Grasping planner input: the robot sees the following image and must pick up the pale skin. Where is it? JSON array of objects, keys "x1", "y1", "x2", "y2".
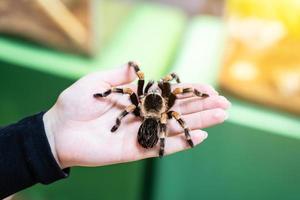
[{"x1": 43, "y1": 64, "x2": 231, "y2": 169}]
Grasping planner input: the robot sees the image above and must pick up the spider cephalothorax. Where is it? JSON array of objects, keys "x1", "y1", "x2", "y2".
[{"x1": 94, "y1": 61, "x2": 209, "y2": 157}]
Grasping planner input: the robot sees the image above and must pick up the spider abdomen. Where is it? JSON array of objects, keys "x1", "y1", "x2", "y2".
[{"x1": 138, "y1": 118, "x2": 159, "y2": 148}]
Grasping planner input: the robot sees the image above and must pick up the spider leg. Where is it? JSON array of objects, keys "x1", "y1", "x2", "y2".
[
  {"x1": 94, "y1": 87, "x2": 139, "y2": 105},
  {"x1": 162, "y1": 72, "x2": 181, "y2": 83},
  {"x1": 167, "y1": 111, "x2": 194, "y2": 148},
  {"x1": 168, "y1": 87, "x2": 209, "y2": 108},
  {"x1": 111, "y1": 104, "x2": 137, "y2": 132},
  {"x1": 159, "y1": 113, "x2": 168, "y2": 157},
  {"x1": 128, "y1": 61, "x2": 144, "y2": 97},
  {"x1": 158, "y1": 72, "x2": 180, "y2": 98},
  {"x1": 94, "y1": 87, "x2": 140, "y2": 116}
]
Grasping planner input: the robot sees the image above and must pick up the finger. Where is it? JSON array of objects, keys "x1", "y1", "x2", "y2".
[
  {"x1": 173, "y1": 95, "x2": 231, "y2": 115},
  {"x1": 167, "y1": 108, "x2": 228, "y2": 136},
  {"x1": 171, "y1": 83, "x2": 218, "y2": 98},
  {"x1": 164, "y1": 130, "x2": 208, "y2": 156},
  {"x1": 143, "y1": 130, "x2": 208, "y2": 158},
  {"x1": 97, "y1": 63, "x2": 137, "y2": 86}
]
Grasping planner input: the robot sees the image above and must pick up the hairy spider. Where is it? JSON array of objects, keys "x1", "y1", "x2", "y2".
[{"x1": 94, "y1": 61, "x2": 209, "y2": 157}]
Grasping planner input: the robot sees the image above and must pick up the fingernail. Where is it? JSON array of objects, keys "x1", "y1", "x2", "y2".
[
  {"x1": 214, "y1": 110, "x2": 229, "y2": 121},
  {"x1": 227, "y1": 100, "x2": 232, "y2": 108},
  {"x1": 224, "y1": 98, "x2": 232, "y2": 108},
  {"x1": 203, "y1": 131, "x2": 208, "y2": 139},
  {"x1": 219, "y1": 96, "x2": 231, "y2": 108},
  {"x1": 224, "y1": 112, "x2": 229, "y2": 120}
]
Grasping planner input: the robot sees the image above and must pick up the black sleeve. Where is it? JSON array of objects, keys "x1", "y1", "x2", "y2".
[{"x1": 0, "y1": 112, "x2": 70, "y2": 199}]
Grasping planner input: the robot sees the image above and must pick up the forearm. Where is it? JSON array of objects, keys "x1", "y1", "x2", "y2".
[{"x1": 0, "y1": 112, "x2": 69, "y2": 199}]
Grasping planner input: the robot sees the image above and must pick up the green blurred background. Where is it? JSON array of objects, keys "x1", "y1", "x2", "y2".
[{"x1": 0, "y1": 0, "x2": 300, "y2": 199}]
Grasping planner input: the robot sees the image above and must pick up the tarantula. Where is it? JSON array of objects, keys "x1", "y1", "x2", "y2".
[{"x1": 94, "y1": 62, "x2": 209, "y2": 157}]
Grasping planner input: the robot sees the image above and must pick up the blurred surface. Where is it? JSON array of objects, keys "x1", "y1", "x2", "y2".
[
  {"x1": 153, "y1": 123, "x2": 300, "y2": 200},
  {"x1": 150, "y1": 0, "x2": 224, "y2": 16},
  {"x1": 0, "y1": 0, "x2": 101, "y2": 54}
]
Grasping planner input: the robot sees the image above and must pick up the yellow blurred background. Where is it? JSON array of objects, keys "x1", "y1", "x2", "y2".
[{"x1": 222, "y1": 0, "x2": 300, "y2": 114}]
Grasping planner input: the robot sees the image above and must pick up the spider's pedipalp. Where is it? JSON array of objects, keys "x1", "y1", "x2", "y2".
[
  {"x1": 158, "y1": 81, "x2": 171, "y2": 98},
  {"x1": 144, "y1": 80, "x2": 155, "y2": 94}
]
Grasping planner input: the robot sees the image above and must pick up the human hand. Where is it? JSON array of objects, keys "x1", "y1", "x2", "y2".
[{"x1": 43, "y1": 63, "x2": 231, "y2": 169}]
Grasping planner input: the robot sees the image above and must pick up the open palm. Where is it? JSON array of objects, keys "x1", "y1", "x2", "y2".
[{"x1": 44, "y1": 64, "x2": 230, "y2": 168}]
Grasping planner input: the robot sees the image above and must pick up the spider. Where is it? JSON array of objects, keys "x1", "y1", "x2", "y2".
[{"x1": 93, "y1": 61, "x2": 209, "y2": 157}]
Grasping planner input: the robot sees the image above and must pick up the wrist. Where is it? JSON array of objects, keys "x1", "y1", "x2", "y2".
[{"x1": 43, "y1": 108, "x2": 64, "y2": 169}]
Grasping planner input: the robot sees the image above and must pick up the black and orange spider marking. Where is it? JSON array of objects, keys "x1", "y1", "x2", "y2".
[{"x1": 94, "y1": 61, "x2": 209, "y2": 157}]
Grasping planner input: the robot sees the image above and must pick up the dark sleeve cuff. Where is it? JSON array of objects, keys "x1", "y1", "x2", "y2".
[
  {"x1": 0, "y1": 112, "x2": 70, "y2": 198},
  {"x1": 21, "y1": 112, "x2": 70, "y2": 184}
]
